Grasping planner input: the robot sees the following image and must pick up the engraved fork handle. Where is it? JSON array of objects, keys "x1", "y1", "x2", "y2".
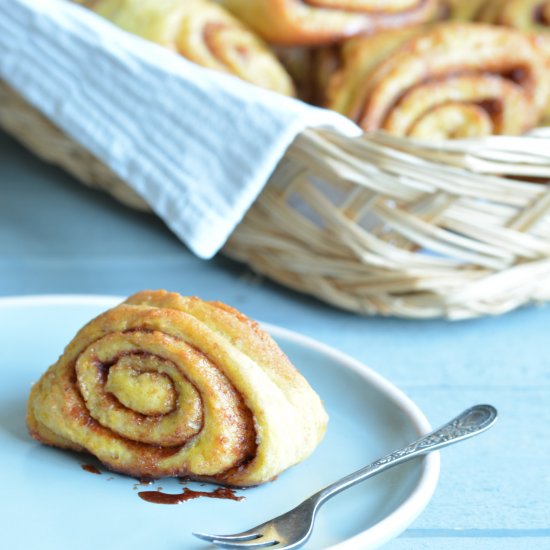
[{"x1": 314, "y1": 404, "x2": 497, "y2": 506}]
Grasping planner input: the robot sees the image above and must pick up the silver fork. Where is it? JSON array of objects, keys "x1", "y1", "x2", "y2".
[{"x1": 193, "y1": 404, "x2": 497, "y2": 549}]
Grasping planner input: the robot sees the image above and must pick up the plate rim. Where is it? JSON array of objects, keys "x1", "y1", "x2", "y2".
[{"x1": 1, "y1": 294, "x2": 439, "y2": 549}]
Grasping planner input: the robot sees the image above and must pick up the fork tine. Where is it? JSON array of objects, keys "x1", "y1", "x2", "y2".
[
  {"x1": 193, "y1": 532, "x2": 262, "y2": 543},
  {"x1": 193, "y1": 535, "x2": 279, "y2": 549},
  {"x1": 207, "y1": 540, "x2": 279, "y2": 549}
]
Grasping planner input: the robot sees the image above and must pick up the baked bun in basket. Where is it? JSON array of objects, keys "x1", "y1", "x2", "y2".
[
  {"x1": 78, "y1": 0, "x2": 295, "y2": 95},
  {"x1": 218, "y1": 0, "x2": 440, "y2": 45},
  {"x1": 474, "y1": 0, "x2": 550, "y2": 124},
  {"x1": 326, "y1": 23, "x2": 550, "y2": 138}
]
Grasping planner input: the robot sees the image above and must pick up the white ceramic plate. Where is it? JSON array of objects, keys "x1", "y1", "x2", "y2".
[{"x1": 0, "y1": 296, "x2": 439, "y2": 550}]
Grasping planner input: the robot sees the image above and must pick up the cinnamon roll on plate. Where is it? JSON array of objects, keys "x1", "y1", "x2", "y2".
[{"x1": 27, "y1": 291, "x2": 328, "y2": 486}]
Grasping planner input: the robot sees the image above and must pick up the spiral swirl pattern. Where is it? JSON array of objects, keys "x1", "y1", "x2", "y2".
[
  {"x1": 82, "y1": 0, "x2": 295, "y2": 96},
  {"x1": 218, "y1": 0, "x2": 440, "y2": 45},
  {"x1": 475, "y1": 0, "x2": 550, "y2": 124},
  {"x1": 27, "y1": 291, "x2": 328, "y2": 486},
  {"x1": 326, "y1": 23, "x2": 550, "y2": 138}
]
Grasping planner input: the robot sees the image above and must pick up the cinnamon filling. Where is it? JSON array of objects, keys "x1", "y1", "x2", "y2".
[
  {"x1": 202, "y1": 22, "x2": 235, "y2": 66},
  {"x1": 533, "y1": 3, "x2": 550, "y2": 25},
  {"x1": 67, "y1": 331, "x2": 258, "y2": 480},
  {"x1": 371, "y1": 67, "x2": 531, "y2": 131}
]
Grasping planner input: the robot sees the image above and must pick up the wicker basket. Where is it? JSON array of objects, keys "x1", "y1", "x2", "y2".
[{"x1": 3, "y1": 80, "x2": 550, "y2": 320}]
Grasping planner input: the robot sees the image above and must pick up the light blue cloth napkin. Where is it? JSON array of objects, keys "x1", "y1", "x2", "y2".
[{"x1": 0, "y1": 0, "x2": 360, "y2": 258}]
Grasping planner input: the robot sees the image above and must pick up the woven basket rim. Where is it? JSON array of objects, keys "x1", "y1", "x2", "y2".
[{"x1": 2, "y1": 80, "x2": 550, "y2": 319}]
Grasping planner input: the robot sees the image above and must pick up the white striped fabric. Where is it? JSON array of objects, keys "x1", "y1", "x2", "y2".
[{"x1": 0, "y1": 0, "x2": 359, "y2": 258}]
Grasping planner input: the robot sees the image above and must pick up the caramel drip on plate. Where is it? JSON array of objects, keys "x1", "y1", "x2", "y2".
[{"x1": 138, "y1": 487, "x2": 244, "y2": 504}]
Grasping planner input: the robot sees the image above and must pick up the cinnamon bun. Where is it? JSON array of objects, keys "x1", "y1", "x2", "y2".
[
  {"x1": 326, "y1": 23, "x2": 550, "y2": 138},
  {"x1": 79, "y1": 0, "x2": 295, "y2": 95},
  {"x1": 27, "y1": 290, "x2": 328, "y2": 486},
  {"x1": 217, "y1": 0, "x2": 440, "y2": 45}
]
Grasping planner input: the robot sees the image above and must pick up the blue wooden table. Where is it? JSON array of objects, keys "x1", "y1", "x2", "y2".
[{"x1": 1, "y1": 129, "x2": 549, "y2": 548}]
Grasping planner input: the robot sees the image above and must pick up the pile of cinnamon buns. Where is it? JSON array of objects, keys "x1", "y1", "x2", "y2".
[{"x1": 75, "y1": 0, "x2": 550, "y2": 139}]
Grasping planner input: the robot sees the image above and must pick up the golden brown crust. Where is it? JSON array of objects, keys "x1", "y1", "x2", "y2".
[
  {"x1": 473, "y1": 0, "x2": 550, "y2": 124},
  {"x1": 326, "y1": 22, "x2": 550, "y2": 138},
  {"x1": 218, "y1": 0, "x2": 440, "y2": 45},
  {"x1": 27, "y1": 290, "x2": 328, "y2": 485}
]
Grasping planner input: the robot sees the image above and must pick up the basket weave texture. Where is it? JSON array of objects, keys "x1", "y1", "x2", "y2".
[{"x1": 3, "y1": 81, "x2": 550, "y2": 319}]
